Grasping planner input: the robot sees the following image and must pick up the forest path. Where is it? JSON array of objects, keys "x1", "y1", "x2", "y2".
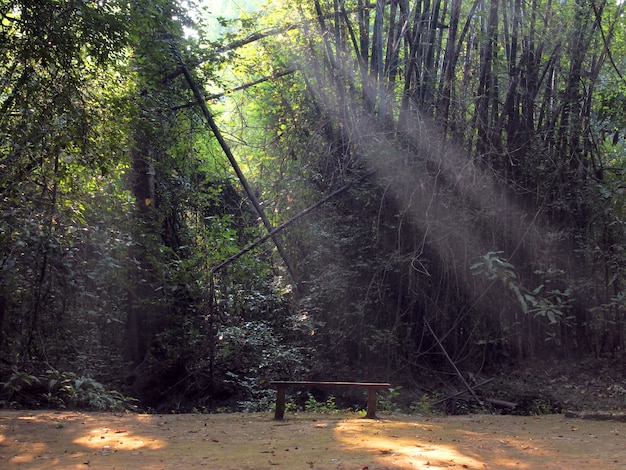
[{"x1": 0, "y1": 410, "x2": 624, "y2": 469}]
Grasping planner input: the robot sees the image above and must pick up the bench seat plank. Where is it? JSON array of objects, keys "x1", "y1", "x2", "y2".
[{"x1": 271, "y1": 381, "x2": 390, "y2": 387}]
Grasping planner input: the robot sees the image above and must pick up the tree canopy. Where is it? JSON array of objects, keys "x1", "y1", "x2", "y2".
[{"x1": 1, "y1": 0, "x2": 626, "y2": 413}]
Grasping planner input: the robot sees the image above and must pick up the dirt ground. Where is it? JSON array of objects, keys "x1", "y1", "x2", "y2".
[{"x1": 1, "y1": 410, "x2": 625, "y2": 469}]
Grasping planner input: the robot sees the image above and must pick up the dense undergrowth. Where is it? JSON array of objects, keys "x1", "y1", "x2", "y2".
[
  {"x1": 3, "y1": 358, "x2": 625, "y2": 417},
  {"x1": 0, "y1": 367, "x2": 137, "y2": 412}
]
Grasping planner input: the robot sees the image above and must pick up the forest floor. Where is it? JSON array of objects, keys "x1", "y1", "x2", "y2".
[
  {"x1": 2, "y1": 358, "x2": 626, "y2": 469},
  {"x1": 1, "y1": 409, "x2": 626, "y2": 469},
  {"x1": 478, "y1": 357, "x2": 626, "y2": 415}
]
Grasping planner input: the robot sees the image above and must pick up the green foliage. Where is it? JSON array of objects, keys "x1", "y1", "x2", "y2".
[
  {"x1": 231, "y1": 376, "x2": 277, "y2": 413},
  {"x1": 378, "y1": 386, "x2": 403, "y2": 413},
  {"x1": 0, "y1": 0, "x2": 136, "y2": 371},
  {"x1": 409, "y1": 394, "x2": 439, "y2": 415},
  {"x1": 217, "y1": 320, "x2": 310, "y2": 410},
  {"x1": 42, "y1": 370, "x2": 137, "y2": 411},
  {"x1": 304, "y1": 393, "x2": 338, "y2": 413},
  {"x1": 471, "y1": 252, "x2": 573, "y2": 326},
  {"x1": 0, "y1": 368, "x2": 137, "y2": 411},
  {"x1": 1, "y1": 0, "x2": 626, "y2": 414},
  {"x1": 1, "y1": 369, "x2": 41, "y2": 396}
]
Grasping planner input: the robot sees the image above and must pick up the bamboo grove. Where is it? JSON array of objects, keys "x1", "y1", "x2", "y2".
[{"x1": 231, "y1": 0, "x2": 626, "y2": 385}]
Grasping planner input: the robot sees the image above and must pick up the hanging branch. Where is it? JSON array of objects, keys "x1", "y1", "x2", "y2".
[
  {"x1": 172, "y1": 68, "x2": 297, "y2": 111},
  {"x1": 176, "y1": 58, "x2": 298, "y2": 285},
  {"x1": 425, "y1": 319, "x2": 485, "y2": 408},
  {"x1": 160, "y1": 25, "x2": 300, "y2": 84},
  {"x1": 431, "y1": 378, "x2": 494, "y2": 405},
  {"x1": 591, "y1": 0, "x2": 626, "y2": 86},
  {"x1": 210, "y1": 172, "x2": 372, "y2": 276}
]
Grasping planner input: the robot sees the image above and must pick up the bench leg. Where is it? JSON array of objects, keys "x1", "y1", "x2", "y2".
[
  {"x1": 365, "y1": 388, "x2": 377, "y2": 419},
  {"x1": 274, "y1": 384, "x2": 286, "y2": 420}
]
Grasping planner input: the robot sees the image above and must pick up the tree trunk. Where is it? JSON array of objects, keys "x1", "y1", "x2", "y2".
[
  {"x1": 475, "y1": 0, "x2": 500, "y2": 161},
  {"x1": 124, "y1": 131, "x2": 159, "y2": 364}
]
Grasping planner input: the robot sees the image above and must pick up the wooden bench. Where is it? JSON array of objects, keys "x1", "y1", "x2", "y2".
[{"x1": 270, "y1": 381, "x2": 391, "y2": 420}]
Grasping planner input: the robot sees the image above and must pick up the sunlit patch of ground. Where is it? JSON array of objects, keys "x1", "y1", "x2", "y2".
[
  {"x1": 333, "y1": 414, "x2": 626, "y2": 469},
  {"x1": 0, "y1": 410, "x2": 625, "y2": 469},
  {"x1": 335, "y1": 418, "x2": 486, "y2": 468},
  {"x1": 73, "y1": 421, "x2": 166, "y2": 451},
  {"x1": 0, "y1": 411, "x2": 170, "y2": 469}
]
